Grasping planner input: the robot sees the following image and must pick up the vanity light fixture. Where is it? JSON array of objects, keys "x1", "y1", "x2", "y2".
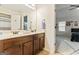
[{"x1": 25, "y1": 4, "x2": 35, "y2": 10}]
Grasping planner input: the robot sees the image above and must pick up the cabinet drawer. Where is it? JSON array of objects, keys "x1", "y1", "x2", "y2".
[
  {"x1": 38, "y1": 33, "x2": 45, "y2": 38},
  {"x1": 33, "y1": 35, "x2": 38, "y2": 40},
  {"x1": 3, "y1": 38, "x2": 17, "y2": 49},
  {"x1": 21, "y1": 36, "x2": 33, "y2": 43}
]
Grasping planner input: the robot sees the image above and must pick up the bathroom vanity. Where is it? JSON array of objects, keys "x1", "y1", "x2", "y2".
[{"x1": 0, "y1": 32, "x2": 45, "y2": 55}]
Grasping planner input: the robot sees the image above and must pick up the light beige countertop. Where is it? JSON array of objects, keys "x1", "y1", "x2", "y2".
[{"x1": 0, "y1": 30, "x2": 45, "y2": 40}]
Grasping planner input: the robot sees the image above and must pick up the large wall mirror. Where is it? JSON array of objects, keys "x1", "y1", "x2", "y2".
[{"x1": 0, "y1": 13, "x2": 11, "y2": 30}]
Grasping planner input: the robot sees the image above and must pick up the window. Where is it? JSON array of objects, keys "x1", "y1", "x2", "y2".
[
  {"x1": 24, "y1": 16, "x2": 30, "y2": 31},
  {"x1": 58, "y1": 21, "x2": 66, "y2": 31}
]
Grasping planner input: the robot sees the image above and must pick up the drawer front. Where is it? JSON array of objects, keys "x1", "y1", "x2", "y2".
[
  {"x1": 33, "y1": 35, "x2": 38, "y2": 40},
  {"x1": 3, "y1": 38, "x2": 17, "y2": 50},
  {"x1": 38, "y1": 33, "x2": 45, "y2": 38},
  {"x1": 21, "y1": 36, "x2": 33, "y2": 43}
]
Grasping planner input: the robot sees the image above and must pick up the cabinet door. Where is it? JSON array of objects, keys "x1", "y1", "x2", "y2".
[
  {"x1": 23, "y1": 41, "x2": 33, "y2": 55},
  {"x1": 0, "y1": 41, "x2": 3, "y2": 52},
  {"x1": 33, "y1": 35, "x2": 39, "y2": 54},
  {"x1": 11, "y1": 15, "x2": 21, "y2": 30},
  {"x1": 39, "y1": 37, "x2": 45, "y2": 50},
  {"x1": 38, "y1": 33, "x2": 45, "y2": 50}
]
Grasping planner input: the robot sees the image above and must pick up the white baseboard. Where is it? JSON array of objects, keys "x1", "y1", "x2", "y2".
[
  {"x1": 43, "y1": 48, "x2": 49, "y2": 52},
  {"x1": 43, "y1": 48, "x2": 55, "y2": 55}
]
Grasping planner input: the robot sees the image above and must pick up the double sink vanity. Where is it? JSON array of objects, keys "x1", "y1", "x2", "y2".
[
  {"x1": 0, "y1": 31, "x2": 45, "y2": 55},
  {"x1": 0, "y1": 11, "x2": 45, "y2": 55}
]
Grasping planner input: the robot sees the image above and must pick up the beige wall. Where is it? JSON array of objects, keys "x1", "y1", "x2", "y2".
[
  {"x1": 29, "y1": 10, "x2": 37, "y2": 31},
  {"x1": 0, "y1": 6, "x2": 21, "y2": 15},
  {"x1": 36, "y1": 4, "x2": 55, "y2": 54}
]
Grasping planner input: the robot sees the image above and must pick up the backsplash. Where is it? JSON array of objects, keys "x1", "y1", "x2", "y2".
[{"x1": 0, "y1": 31, "x2": 12, "y2": 36}]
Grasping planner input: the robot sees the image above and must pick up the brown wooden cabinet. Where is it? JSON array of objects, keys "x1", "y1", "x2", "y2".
[
  {"x1": 0, "y1": 33, "x2": 45, "y2": 55},
  {"x1": 3, "y1": 35, "x2": 33, "y2": 55},
  {"x1": 33, "y1": 33, "x2": 45, "y2": 54}
]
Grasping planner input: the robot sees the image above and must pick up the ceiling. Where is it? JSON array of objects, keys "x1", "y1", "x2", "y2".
[
  {"x1": 56, "y1": 4, "x2": 79, "y2": 11},
  {"x1": 0, "y1": 4, "x2": 35, "y2": 13},
  {"x1": 55, "y1": 4, "x2": 70, "y2": 10},
  {"x1": 56, "y1": 4, "x2": 79, "y2": 22}
]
